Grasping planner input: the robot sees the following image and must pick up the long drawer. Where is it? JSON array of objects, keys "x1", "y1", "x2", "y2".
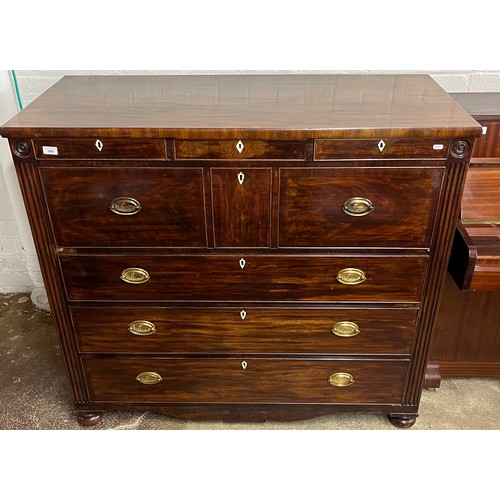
[
  {"x1": 83, "y1": 357, "x2": 409, "y2": 404},
  {"x1": 60, "y1": 254, "x2": 428, "y2": 302},
  {"x1": 71, "y1": 306, "x2": 418, "y2": 354},
  {"x1": 40, "y1": 166, "x2": 207, "y2": 247}
]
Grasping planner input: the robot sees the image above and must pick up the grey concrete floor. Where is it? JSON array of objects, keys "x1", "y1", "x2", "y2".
[{"x1": 1, "y1": 292, "x2": 499, "y2": 430}]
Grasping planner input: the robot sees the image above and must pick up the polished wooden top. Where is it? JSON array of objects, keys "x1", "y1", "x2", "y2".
[
  {"x1": 1, "y1": 74, "x2": 481, "y2": 139},
  {"x1": 451, "y1": 92, "x2": 500, "y2": 118}
]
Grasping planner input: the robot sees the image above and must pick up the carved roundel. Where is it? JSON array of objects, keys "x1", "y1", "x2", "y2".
[
  {"x1": 451, "y1": 140, "x2": 471, "y2": 159},
  {"x1": 13, "y1": 140, "x2": 32, "y2": 158}
]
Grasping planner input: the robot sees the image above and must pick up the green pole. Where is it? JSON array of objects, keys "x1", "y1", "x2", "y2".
[{"x1": 11, "y1": 70, "x2": 23, "y2": 110}]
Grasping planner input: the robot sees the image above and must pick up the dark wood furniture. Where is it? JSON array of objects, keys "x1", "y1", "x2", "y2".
[
  {"x1": 0, "y1": 75, "x2": 480, "y2": 428},
  {"x1": 428, "y1": 92, "x2": 500, "y2": 382}
]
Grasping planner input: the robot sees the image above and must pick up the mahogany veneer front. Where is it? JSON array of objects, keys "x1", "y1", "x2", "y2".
[
  {"x1": 175, "y1": 139, "x2": 306, "y2": 160},
  {"x1": 83, "y1": 357, "x2": 409, "y2": 404},
  {"x1": 33, "y1": 138, "x2": 167, "y2": 160},
  {"x1": 314, "y1": 139, "x2": 449, "y2": 160},
  {"x1": 0, "y1": 75, "x2": 481, "y2": 427},
  {"x1": 279, "y1": 167, "x2": 443, "y2": 248},
  {"x1": 60, "y1": 254, "x2": 428, "y2": 302},
  {"x1": 41, "y1": 166, "x2": 207, "y2": 247},
  {"x1": 71, "y1": 306, "x2": 418, "y2": 355}
]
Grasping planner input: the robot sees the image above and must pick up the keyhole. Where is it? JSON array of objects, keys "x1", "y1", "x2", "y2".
[
  {"x1": 240, "y1": 310, "x2": 247, "y2": 320},
  {"x1": 239, "y1": 258, "x2": 246, "y2": 269},
  {"x1": 95, "y1": 139, "x2": 103, "y2": 151},
  {"x1": 237, "y1": 172, "x2": 245, "y2": 185},
  {"x1": 241, "y1": 361, "x2": 248, "y2": 370}
]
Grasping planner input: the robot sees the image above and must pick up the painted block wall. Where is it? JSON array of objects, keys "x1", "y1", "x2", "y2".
[{"x1": 1, "y1": 70, "x2": 500, "y2": 292}]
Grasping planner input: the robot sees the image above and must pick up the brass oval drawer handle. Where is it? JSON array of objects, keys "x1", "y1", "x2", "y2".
[
  {"x1": 120, "y1": 267, "x2": 150, "y2": 284},
  {"x1": 128, "y1": 320, "x2": 156, "y2": 336},
  {"x1": 328, "y1": 372, "x2": 354, "y2": 387},
  {"x1": 109, "y1": 197, "x2": 141, "y2": 216},
  {"x1": 332, "y1": 321, "x2": 360, "y2": 338},
  {"x1": 336, "y1": 268, "x2": 366, "y2": 285},
  {"x1": 136, "y1": 371, "x2": 162, "y2": 385},
  {"x1": 343, "y1": 197, "x2": 374, "y2": 217}
]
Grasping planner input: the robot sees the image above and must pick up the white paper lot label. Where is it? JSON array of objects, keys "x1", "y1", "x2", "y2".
[{"x1": 42, "y1": 146, "x2": 58, "y2": 155}]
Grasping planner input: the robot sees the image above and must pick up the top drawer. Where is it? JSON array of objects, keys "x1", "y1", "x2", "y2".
[
  {"x1": 470, "y1": 121, "x2": 500, "y2": 158},
  {"x1": 314, "y1": 139, "x2": 449, "y2": 160},
  {"x1": 33, "y1": 138, "x2": 167, "y2": 160},
  {"x1": 175, "y1": 140, "x2": 306, "y2": 160}
]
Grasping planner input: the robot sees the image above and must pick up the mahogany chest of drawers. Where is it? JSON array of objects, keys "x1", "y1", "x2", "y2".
[{"x1": 0, "y1": 75, "x2": 481, "y2": 428}]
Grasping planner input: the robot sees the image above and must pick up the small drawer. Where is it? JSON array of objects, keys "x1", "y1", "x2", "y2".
[
  {"x1": 33, "y1": 138, "x2": 167, "y2": 160},
  {"x1": 83, "y1": 356, "x2": 409, "y2": 404},
  {"x1": 314, "y1": 139, "x2": 449, "y2": 160},
  {"x1": 60, "y1": 254, "x2": 428, "y2": 302},
  {"x1": 470, "y1": 121, "x2": 500, "y2": 158},
  {"x1": 279, "y1": 167, "x2": 443, "y2": 248},
  {"x1": 449, "y1": 221, "x2": 500, "y2": 291},
  {"x1": 72, "y1": 306, "x2": 418, "y2": 354},
  {"x1": 175, "y1": 139, "x2": 306, "y2": 160},
  {"x1": 40, "y1": 167, "x2": 206, "y2": 247}
]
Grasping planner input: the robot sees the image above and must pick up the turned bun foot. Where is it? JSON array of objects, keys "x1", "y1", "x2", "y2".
[
  {"x1": 77, "y1": 411, "x2": 104, "y2": 427},
  {"x1": 388, "y1": 413, "x2": 417, "y2": 428}
]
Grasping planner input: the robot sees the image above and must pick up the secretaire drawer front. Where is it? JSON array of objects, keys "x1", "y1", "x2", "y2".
[
  {"x1": 84, "y1": 357, "x2": 409, "y2": 404},
  {"x1": 314, "y1": 139, "x2": 449, "y2": 159},
  {"x1": 279, "y1": 167, "x2": 443, "y2": 248},
  {"x1": 33, "y1": 138, "x2": 167, "y2": 159},
  {"x1": 175, "y1": 139, "x2": 306, "y2": 159},
  {"x1": 40, "y1": 167, "x2": 206, "y2": 247},
  {"x1": 60, "y1": 255, "x2": 428, "y2": 302},
  {"x1": 72, "y1": 306, "x2": 418, "y2": 354}
]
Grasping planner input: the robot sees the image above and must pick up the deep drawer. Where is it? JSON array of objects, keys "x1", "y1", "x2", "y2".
[
  {"x1": 33, "y1": 138, "x2": 167, "y2": 159},
  {"x1": 83, "y1": 357, "x2": 409, "y2": 404},
  {"x1": 314, "y1": 139, "x2": 449, "y2": 160},
  {"x1": 175, "y1": 139, "x2": 306, "y2": 159},
  {"x1": 40, "y1": 167, "x2": 207, "y2": 247},
  {"x1": 60, "y1": 254, "x2": 428, "y2": 302},
  {"x1": 72, "y1": 306, "x2": 418, "y2": 354},
  {"x1": 279, "y1": 167, "x2": 443, "y2": 248}
]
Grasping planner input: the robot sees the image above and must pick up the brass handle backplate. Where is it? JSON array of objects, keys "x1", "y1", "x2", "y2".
[
  {"x1": 336, "y1": 268, "x2": 366, "y2": 285},
  {"x1": 120, "y1": 267, "x2": 150, "y2": 284},
  {"x1": 343, "y1": 197, "x2": 374, "y2": 217},
  {"x1": 328, "y1": 372, "x2": 354, "y2": 387},
  {"x1": 332, "y1": 321, "x2": 360, "y2": 337},
  {"x1": 136, "y1": 371, "x2": 162, "y2": 385},
  {"x1": 109, "y1": 197, "x2": 141, "y2": 216},
  {"x1": 128, "y1": 320, "x2": 156, "y2": 336}
]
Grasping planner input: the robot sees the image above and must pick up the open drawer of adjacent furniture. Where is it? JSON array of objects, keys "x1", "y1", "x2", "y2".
[
  {"x1": 449, "y1": 221, "x2": 500, "y2": 290},
  {"x1": 448, "y1": 164, "x2": 500, "y2": 291}
]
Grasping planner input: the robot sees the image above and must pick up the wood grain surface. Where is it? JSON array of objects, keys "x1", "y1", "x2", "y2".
[
  {"x1": 0, "y1": 75, "x2": 481, "y2": 139},
  {"x1": 71, "y1": 305, "x2": 418, "y2": 355},
  {"x1": 83, "y1": 356, "x2": 409, "y2": 404}
]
